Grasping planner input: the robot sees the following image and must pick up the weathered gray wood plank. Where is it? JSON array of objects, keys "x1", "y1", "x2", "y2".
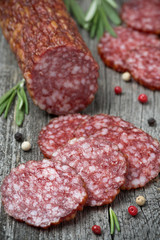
[{"x1": 0, "y1": 0, "x2": 160, "y2": 239}]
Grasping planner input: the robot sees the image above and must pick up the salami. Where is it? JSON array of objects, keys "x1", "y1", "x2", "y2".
[
  {"x1": 75, "y1": 114, "x2": 134, "y2": 137},
  {"x1": 121, "y1": 0, "x2": 160, "y2": 34},
  {"x1": 75, "y1": 114, "x2": 160, "y2": 190},
  {"x1": 98, "y1": 26, "x2": 160, "y2": 72},
  {"x1": 1, "y1": 159, "x2": 87, "y2": 228},
  {"x1": 0, "y1": 0, "x2": 99, "y2": 115},
  {"x1": 52, "y1": 137, "x2": 127, "y2": 206},
  {"x1": 38, "y1": 114, "x2": 90, "y2": 158},
  {"x1": 126, "y1": 46, "x2": 160, "y2": 90}
]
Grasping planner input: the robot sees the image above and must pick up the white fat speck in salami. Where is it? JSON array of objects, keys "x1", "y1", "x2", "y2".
[
  {"x1": 1, "y1": 160, "x2": 87, "y2": 228},
  {"x1": 121, "y1": 0, "x2": 160, "y2": 34},
  {"x1": 38, "y1": 114, "x2": 91, "y2": 158},
  {"x1": 126, "y1": 46, "x2": 160, "y2": 90},
  {"x1": 52, "y1": 137, "x2": 127, "y2": 206},
  {"x1": 74, "y1": 114, "x2": 160, "y2": 190},
  {"x1": 98, "y1": 26, "x2": 160, "y2": 72}
]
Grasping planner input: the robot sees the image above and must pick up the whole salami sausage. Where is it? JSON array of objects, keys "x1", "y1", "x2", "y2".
[{"x1": 0, "y1": 0, "x2": 99, "y2": 115}]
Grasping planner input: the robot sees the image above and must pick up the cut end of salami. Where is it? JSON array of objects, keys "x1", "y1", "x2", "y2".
[
  {"x1": 27, "y1": 47, "x2": 98, "y2": 115},
  {"x1": 38, "y1": 114, "x2": 90, "y2": 158},
  {"x1": 52, "y1": 137, "x2": 127, "y2": 206},
  {"x1": 121, "y1": 0, "x2": 160, "y2": 34},
  {"x1": 1, "y1": 160, "x2": 87, "y2": 228}
]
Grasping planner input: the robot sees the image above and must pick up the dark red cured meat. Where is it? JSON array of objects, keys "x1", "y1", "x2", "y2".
[
  {"x1": 75, "y1": 114, "x2": 160, "y2": 190},
  {"x1": 52, "y1": 137, "x2": 127, "y2": 206},
  {"x1": 38, "y1": 114, "x2": 91, "y2": 158},
  {"x1": 0, "y1": 0, "x2": 99, "y2": 115},
  {"x1": 121, "y1": 0, "x2": 160, "y2": 34},
  {"x1": 1, "y1": 159, "x2": 87, "y2": 228},
  {"x1": 98, "y1": 26, "x2": 160, "y2": 72},
  {"x1": 75, "y1": 114, "x2": 134, "y2": 138},
  {"x1": 126, "y1": 46, "x2": 160, "y2": 90}
]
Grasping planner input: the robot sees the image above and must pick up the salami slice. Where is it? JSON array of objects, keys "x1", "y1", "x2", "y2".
[
  {"x1": 0, "y1": 0, "x2": 99, "y2": 115},
  {"x1": 121, "y1": 0, "x2": 160, "y2": 34},
  {"x1": 75, "y1": 114, "x2": 160, "y2": 190},
  {"x1": 38, "y1": 114, "x2": 90, "y2": 158},
  {"x1": 52, "y1": 137, "x2": 127, "y2": 206},
  {"x1": 1, "y1": 160, "x2": 87, "y2": 228},
  {"x1": 126, "y1": 46, "x2": 160, "y2": 90},
  {"x1": 98, "y1": 26, "x2": 160, "y2": 72},
  {"x1": 75, "y1": 114, "x2": 134, "y2": 137}
]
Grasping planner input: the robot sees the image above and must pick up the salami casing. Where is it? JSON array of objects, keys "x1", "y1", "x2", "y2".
[
  {"x1": 0, "y1": 0, "x2": 99, "y2": 115},
  {"x1": 1, "y1": 160, "x2": 87, "y2": 228}
]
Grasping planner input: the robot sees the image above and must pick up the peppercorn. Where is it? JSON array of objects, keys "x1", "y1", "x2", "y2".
[
  {"x1": 122, "y1": 72, "x2": 131, "y2": 82},
  {"x1": 136, "y1": 196, "x2": 146, "y2": 206},
  {"x1": 114, "y1": 86, "x2": 122, "y2": 95},
  {"x1": 148, "y1": 118, "x2": 156, "y2": 126},
  {"x1": 21, "y1": 141, "x2": 31, "y2": 151},
  {"x1": 92, "y1": 225, "x2": 101, "y2": 235},
  {"x1": 128, "y1": 206, "x2": 138, "y2": 216},
  {"x1": 14, "y1": 132, "x2": 23, "y2": 142},
  {"x1": 138, "y1": 94, "x2": 148, "y2": 103}
]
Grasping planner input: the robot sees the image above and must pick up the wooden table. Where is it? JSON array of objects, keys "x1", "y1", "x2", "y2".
[{"x1": 0, "y1": 1, "x2": 160, "y2": 239}]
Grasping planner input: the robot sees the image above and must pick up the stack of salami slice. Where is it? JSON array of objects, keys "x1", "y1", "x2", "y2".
[
  {"x1": 98, "y1": 0, "x2": 160, "y2": 90},
  {"x1": 2, "y1": 114, "x2": 160, "y2": 227}
]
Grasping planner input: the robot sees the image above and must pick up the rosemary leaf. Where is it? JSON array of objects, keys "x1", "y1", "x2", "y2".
[
  {"x1": 15, "y1": 93, "x2": 25, "y2": 126},
  {"x1": 96, "y1": 16, "x2": 104, "y2": 40},
  {"x1": 99, "y1": 6, "x2": 117, "y2": 37},
  {"x1": 17, "y1": 90, "x2": 24, "y2": 110},
  {"x1": 20, "y1": 87, "x2": 29, "y2": 115},
  {"x1": 70, "y1": 0, "x2": 85, "y2": 26},
  {"x1": 103, "y1": 1, "x2": 121, "y2": 25},
  {"x1": 111, "y1": 209, "x2": 120, "y2": 232},
  {"x1": 104, "y1": 0, "x2": 118, "y2": 9},
  {"x1": 64, "y1": 0, "x2": 70, "y2": 12},
  {"x1": 83, "y1": 22, "x2": 90, "y2": 30},
  {"x1": 0, "y1": 82, "x2": 19, "y2": 106},
  {"x1": 85, "y1": 0, "x2": 98, "y2": 22},
  {"x1": 4, "y1": 91, "x2": 17, "y2": 119},
  {"x1": 0, "y1": 100, "x2": 9, "y2": 116},
  {"x1": 109, "y1": 207, "x2": 115, "y2": 235},
  {"x1": 90, "y1": 12, "x2": 99, "y2": 38}
]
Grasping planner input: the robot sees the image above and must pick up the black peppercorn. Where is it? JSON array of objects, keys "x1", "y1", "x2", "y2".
[
  {"x1": 148, "y1": 118, "x2": 156, "y2": 126},
  {"x1": 14, "y1": 132, "x2": 23, "y2": 142}
]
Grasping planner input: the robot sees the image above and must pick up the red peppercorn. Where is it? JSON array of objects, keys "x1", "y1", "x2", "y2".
[
  {"x1": 114, "y1": 86, "x2": 122, "y2": 95},
  {"x1": 138, "y1": 94, "x2": 148, "y2": 103},
  {"x1": 92, "y1": 225, "x2": 101, "y2": 235},
  {"x1": 128, "y1": 206, "x2": 138, "y2": 216}
]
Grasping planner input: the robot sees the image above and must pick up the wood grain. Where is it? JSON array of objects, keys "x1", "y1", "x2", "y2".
[{"x1": 0, "y1": 1, "x2": 159, "y2": 239}]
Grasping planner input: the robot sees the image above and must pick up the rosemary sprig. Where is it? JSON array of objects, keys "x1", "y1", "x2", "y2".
[
  {"x1": 85, "y1": 0, "x2": 121, "y2": 39},
  {"x1": 109, "y1": 207, "x2": 120, "y2": 235},
  {"x1": 64, "y1": 0, "x2": 121, "y2": 39},
  {"x1": 64, "y1": 0, "x2": 85, "y2": 27},
  {"x1": 0, "y1": 78, "x2": 29, "y2": 126}
]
